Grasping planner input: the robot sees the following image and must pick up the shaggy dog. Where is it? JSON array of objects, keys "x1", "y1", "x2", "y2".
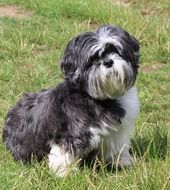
[{"x1": 3, "y1": 25, "x2": 140, "y2": 177}]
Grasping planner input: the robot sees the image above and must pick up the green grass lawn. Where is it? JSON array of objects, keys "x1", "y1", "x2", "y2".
[{"x1": 0, "y1": 0, "x2": 170, "y2": 189}]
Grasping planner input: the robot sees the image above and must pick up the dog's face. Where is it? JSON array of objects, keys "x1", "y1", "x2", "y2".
[{"x1": 61, "y1": 25, "x2": 140, "y2": 99}]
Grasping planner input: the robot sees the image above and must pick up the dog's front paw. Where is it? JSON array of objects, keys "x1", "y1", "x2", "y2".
[
  {"x1": 118, "y1": 156, "x2": 134, "y2": 168},
  {"x1": 48, "y1": 144, "x2": 81, "y2": 177}
]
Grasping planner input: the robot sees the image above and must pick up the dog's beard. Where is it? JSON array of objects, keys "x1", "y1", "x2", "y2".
[{"x1": 87, "y1": 54, "x2": 134, "y2": 99}]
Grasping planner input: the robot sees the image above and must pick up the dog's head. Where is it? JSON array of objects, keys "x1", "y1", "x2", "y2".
[{"x1": 61, "y1": 25, "x2": 140, "y2": 99}]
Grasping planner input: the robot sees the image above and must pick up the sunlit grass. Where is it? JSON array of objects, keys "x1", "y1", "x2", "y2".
[{"x1": 0, "y1": 0, "x2": 169, "y2": 189}]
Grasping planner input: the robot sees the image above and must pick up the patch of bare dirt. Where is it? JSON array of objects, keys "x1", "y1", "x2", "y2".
[
  {"x1": 140, "y1": 5, "x2": 156, "y2": 16},
  {"x1": 140, "y1": 63, "x2": 164, "y2": 73},
  {"x1": 112, "y1": 0, "x2": 133, "y2": 8},
  {"x1": 0, "y1": 5, "x2": 32, "y2": 19}
]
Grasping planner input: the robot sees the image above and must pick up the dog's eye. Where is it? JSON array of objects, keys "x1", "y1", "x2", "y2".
[
  {"x1": 84, "y1": 52, "x2": 99, "y2": 70},
  {"x1": 89, "y1": 52, "x2": 99, "y2": 63},
  {"x1": 102, "y1": 44, "x2": 120, "y2": 57}
]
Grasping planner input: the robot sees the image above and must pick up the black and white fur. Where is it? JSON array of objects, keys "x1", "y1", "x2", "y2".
[{"x1": 3, "y1": 25, "x2": 140, "y2": 177}]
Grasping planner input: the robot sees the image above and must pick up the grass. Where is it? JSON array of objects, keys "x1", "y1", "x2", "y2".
[{"x1": 0, "y1": 0, "x2": 169, "y2": 189}]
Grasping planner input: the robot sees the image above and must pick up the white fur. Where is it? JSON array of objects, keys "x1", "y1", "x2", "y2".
[
  {"x1": 48, "y1": 87, "x2": 139, "y2": 177},
  {"x1": 90, "y1": 87, "x2": 139, "y2": 165},
  {"x1": 98, "y1": 27, "x2": 123, "y2": 51},
  {"x1": 108, "y1": 54, "x2": 133, "y2": 85},
  {"x1": 87, "y1": 27, "x2": 134, "y2": 100},
  {"x1": 48, "y1": 144, "x2": 75, "y2": 177},
  {"x1": 89, "y1": 27, "x2": 122, "y2": 57},
  {"x1": 88, "y1": 53, "x2": 133, "y2": 99}
]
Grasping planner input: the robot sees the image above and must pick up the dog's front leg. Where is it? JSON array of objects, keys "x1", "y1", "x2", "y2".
[
  {"x1": 48, "y1": 144, "x2": 78, "y2": 177},
  {"x1": 105, "y1": 126, "x2": 134, "y2": 168},
  {"x1": 115, "y1": 143, "x2": 133, "y2": 168}
]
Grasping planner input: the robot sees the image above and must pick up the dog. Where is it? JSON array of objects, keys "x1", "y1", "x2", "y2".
[{"x1": 3, "y1": 25, "x2": 140, "y2": 177}]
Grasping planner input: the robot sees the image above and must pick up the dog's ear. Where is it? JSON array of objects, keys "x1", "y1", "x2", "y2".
[
  {"x1": 129, "y1": 35, "x2": 140, "y2": 53},
  {"x1": 129, "y1": 35, "x2": 140, "y2": 64},
  {"x1": 115, "y1": 26, "x2": 140, "y2": 64},
  {"x1": 120, "y1": 32, "x2": 140, "y2": 65},
  {"x1": 61, "y1": 38, "x2": 78, "y2": 79}
]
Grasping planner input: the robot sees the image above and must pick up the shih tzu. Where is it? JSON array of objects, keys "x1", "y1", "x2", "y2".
[{"x1": 3, "y1": 25, "x2": 140, "y2": 177}]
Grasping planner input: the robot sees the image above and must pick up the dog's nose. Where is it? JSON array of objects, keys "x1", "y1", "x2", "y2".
[{"x1": 103, "y1": 60, "x2": 114, "y2": 68}]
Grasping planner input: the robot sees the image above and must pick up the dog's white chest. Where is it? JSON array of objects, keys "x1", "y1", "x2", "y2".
[{"x1": 89, "y1": 87, "x2": 139, "y2": 160}]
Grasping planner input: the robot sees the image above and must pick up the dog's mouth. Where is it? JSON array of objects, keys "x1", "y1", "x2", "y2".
[
  {"x1": 87, "y1": 65, "x2": 132, "y2": 99},
  {"x1": 99, "y1": 74, "x2": 127, "y2": 99}
]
